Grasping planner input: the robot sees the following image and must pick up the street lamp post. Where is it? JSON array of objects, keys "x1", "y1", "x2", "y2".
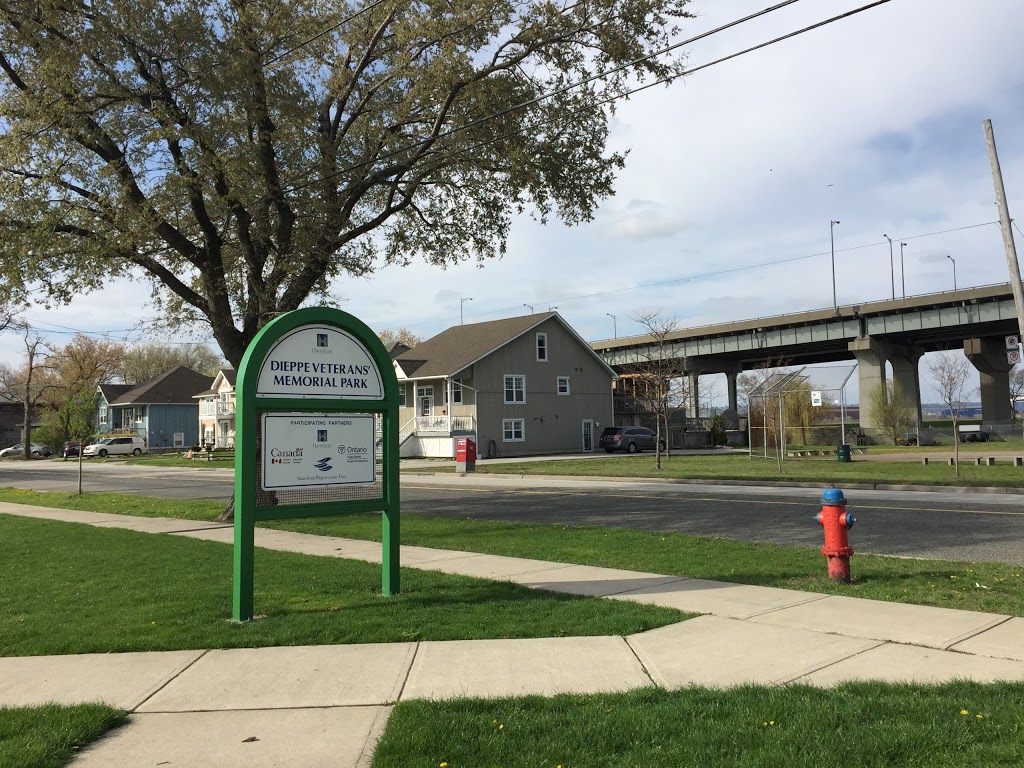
[
  {"x1": 883, "y1": 234, "x2": 895, "y2": 300},
  {"x1": 523, "y1": 304, "x2": 534, "y2": 313},
  {"x1": 830, "y1": 220, "x2": 840, "y2": 312},
  {"x1": 947, "y1": 254, "x2": 957, "y2": 291},
  {"x1": 900, "y1": 242, "x2": 907, "y2": 299},
  {"x1": 460, "y1": 297, "x2": 473, "y2": 325},
  {"x1": 606, "y1": 313, "x2": 617, "y2": 338}
]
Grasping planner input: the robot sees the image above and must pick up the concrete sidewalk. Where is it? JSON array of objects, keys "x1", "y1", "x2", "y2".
[{"x1": 2, "y1": 501, "x2": 1023, "y2": 767}]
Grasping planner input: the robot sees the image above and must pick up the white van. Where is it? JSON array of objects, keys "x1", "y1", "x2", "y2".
[{"x1": 83, "y1": 436, "x2": 149, "y2": 457}]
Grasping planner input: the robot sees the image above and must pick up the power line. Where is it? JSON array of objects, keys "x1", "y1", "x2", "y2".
[
  {"x1": 265, "y1": 0, "x2": 393, "y2": 65},
  {"x1": 286, "y1": 0, "x2": 809, "y2": 193},
  {"x1": 5, "y1": 218, "x2": 1004, "y2": 345},
  {"x1": 440, "y1": 220, "x2": 1002, "y2": 327}
]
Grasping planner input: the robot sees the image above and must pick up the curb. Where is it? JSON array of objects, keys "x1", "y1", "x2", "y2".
[{"x1": 402, "y1": 472, "x2": 1024, "y2": 496}]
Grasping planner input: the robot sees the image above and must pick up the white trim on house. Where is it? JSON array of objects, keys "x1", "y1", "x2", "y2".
[
  {"x1": 503, "y1": 374, "x2": 526, "y2": 404},
  {"x1": 502, "y1": 418, "x2": 525, "y2": 442},
  {"x1": 557, "y1": 375, "x2": 570, "y2": 395}
]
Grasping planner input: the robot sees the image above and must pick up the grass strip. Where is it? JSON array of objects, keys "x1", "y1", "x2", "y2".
[
  {"x1": 0, "y1": 488, "x2": 222, "y2": 520},
  {"x1": 372, "y1": 682, "x2": 1024, "y2": 768},
  {"x1": 2, "y1": 488, "x2": 1021, "y2": 615},
  {"x1": 0, "y1": 704, "x2": 126, "y2": 768},
  {"x1": 0, "y1": 515, "x2": 684, "y2": 657},
  {"x1": 468, "y1": 453, "x2": 1024, "y2": 487},
  {"x1": 271, "y1": 515, "x2": 1024, "y2": 616}
]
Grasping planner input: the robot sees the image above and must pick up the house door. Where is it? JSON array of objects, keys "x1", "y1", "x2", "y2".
[
  {"x1": 220, "y1": 422, "x2": 229, "y2": 447},
  {"x1": 582, "y1": 419, "x2": 595, "y2": 452},
  {"x1": 417, "y1": 386, "x2": 433, "y2": 417}
]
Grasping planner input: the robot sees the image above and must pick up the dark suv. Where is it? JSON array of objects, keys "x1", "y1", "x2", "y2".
[{"x1": 599, "y1": 426, "x2": 665, "y2": 453}]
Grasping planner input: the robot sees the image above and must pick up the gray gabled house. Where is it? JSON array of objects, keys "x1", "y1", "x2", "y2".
[
  {"x1": 96, "y1": 365, "x2": 214, "y2": 449},
  {"x1": 394, "y1": 312, "x2": 615, "y2": 458}
]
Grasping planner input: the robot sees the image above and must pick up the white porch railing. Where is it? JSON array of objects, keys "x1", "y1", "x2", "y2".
[
  {"x1": 413, "y1": 415, "x2": 475, "y2": 433},
  {"x1": 400, "y1": 415, "x2": 476, "y2": 443}
]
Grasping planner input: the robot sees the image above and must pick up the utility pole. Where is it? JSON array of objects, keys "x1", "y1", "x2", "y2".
[
  {"x1": 983, "y1": 119, "x2": 1024, "y2": 340},
  {"x1": 883, "y1": 234, "x2": 895, "y2": 300}
]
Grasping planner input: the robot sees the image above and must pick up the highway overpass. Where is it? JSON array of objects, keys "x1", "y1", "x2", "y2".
[{"x1": 591, "y1": 283, "x2": 1021, "y2": 430}]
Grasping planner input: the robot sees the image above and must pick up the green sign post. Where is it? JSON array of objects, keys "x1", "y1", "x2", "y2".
[{"x1": 232, "y1": 307, "x2": 400, "y2": 622}]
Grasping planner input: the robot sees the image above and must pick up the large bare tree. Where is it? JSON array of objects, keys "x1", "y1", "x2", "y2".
[
  {"x1": 926, "y1": 350, "x2": 976, "y2": 478},
  {"x1": 0, "y1": 0, "x2": 692, "y2": 368},
  {"x1": 118, "y1": 343, "x2": 223, "y2": 384},
  {"x1": 623, "y1": 311, "x2": 683, "y2": 469},
  {"x1": 0, "y1": 323, "x2": 57, "y2": 457}
]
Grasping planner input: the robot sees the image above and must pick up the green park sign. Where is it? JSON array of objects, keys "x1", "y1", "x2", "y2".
[{"x1": 232, "y1": 307, "x2": 400, "y2": 622}]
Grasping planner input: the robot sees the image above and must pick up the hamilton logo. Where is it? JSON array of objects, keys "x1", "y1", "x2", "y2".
[{"x1": 314, "y1": 457, "x2": 333, "y2": 472}]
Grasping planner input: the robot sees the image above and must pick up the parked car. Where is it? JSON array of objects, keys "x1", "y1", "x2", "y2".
[
  {"x1": 83, "y1": 435, "x2": 148, "y2": 457},
  {"x1": 598, "y1": 426, "x2": 666, "y2": 453},
  {"x1": 0, "y1": 442, "x2": 53, "y2": 458},
  {"x1": 62, "y1": 441, "x2": 83, "y2": 459}
]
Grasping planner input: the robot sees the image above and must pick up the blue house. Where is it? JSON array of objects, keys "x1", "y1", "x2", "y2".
[{"x1": 96, "y1": 366, "x2": 214, "y2": 449}]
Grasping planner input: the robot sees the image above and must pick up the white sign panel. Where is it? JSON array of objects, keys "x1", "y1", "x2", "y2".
[
  {"x1": 811, "y1": 390, "x2": 823, "y2": 407},
  {"x1": 1009, "y1": 349, "x2": 1022, "y2": 365},
  {"x1": 256, "y1": 325, "x2": 384, "y2": 400},
  {"x1": 1007, "y1": 335, "x2": 1020, "y2": 351},
  {"x1": 261, "y1": 413, "x2": 376, "y2": 490}
]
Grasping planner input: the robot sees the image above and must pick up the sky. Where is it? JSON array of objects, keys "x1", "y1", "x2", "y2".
[{"x1": 3, "y1": 0, "x2": 1024, "y2": 405}]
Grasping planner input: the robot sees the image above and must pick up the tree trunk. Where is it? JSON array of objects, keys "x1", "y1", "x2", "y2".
[{"x1": 216, "y1": 496, "x2": 234, "y2": 523}]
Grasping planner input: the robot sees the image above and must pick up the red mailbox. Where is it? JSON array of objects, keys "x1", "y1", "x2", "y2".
[{"x1": 455, "y1": 437, "x2": 476, "y2": 473}]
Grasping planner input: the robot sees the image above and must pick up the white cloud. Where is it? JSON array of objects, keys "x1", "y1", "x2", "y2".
[{"x1": 4, "y1": 0, "x2": 1023, "y2": 405}]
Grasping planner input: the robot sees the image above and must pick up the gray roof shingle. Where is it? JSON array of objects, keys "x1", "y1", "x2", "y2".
[
  {"x1": 109, "y1": 366, "x2": 214, "y2": 405},
  {"x1": 394, "y1": 313, "x2": 555, "y2": 379}
]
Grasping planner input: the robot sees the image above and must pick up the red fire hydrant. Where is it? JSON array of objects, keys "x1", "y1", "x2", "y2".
[{"x1": 815, "y1": 488, "x2": 856, "y2": 583}]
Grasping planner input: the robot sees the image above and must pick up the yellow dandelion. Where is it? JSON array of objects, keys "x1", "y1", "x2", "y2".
[
  {"x1": 762, "y1": 722, "x2": 768, "y2": 727},
  {"x1": 976, "y1": 714, "x2": 984, "y2": 719},
  {"x1": 492, "y1": 720, "x2": 497, "y2": 725},
  {"x1": 949, "y1": 575, "x2": 958, "y2": 580},
  {"x1": 960, "y1": 709, "x2": 969, "y2": 716},
  {"x1": 440, "y1": 763, "x2": 448, "y2": 767},
  {"x1": 498, "y1": 724, "x2": 505, "y2": 730},
  {"x1": 769, "y1": 720, "x2": 775, "y2": 726}
]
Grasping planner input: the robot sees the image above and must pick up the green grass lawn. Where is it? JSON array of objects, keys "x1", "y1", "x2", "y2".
[
  {"x1": 470, "y1": 452, "x2": 1024, "y2": 487},
  {"x1": 372, "y1": 682, "x2": 1024, "y2": 768},
  {"x1": 2, "y1": 488, "x2": 1021, "y2": 616},
  {"x1": 271, "y1": 515, "x2": 1024, "y2": 616},
  {"x1": 0, "y1": 704, "x2": 126, "y2": 768},
  {"x1": 0, "y1": 515, "x2": 684, "y2": 657}
]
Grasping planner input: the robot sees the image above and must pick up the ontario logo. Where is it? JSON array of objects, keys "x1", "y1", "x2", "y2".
[{"x1": 314, "y1": 457, "x2": 333, "y2": 472}]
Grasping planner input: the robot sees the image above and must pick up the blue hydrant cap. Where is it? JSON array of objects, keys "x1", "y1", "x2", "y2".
[{"x1": 822, "y1": 488, "x2": 845, "y2": 503}]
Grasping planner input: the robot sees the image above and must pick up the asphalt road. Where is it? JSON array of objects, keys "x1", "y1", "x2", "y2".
[{"x1": 2, "y1": 461, "x2": 1023, "y2": 565}]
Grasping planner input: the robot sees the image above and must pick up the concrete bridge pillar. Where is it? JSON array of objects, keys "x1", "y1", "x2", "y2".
[
  {"x1": 726, "y1": 370, "x2": 739, "y2": 414},
  {"x1": 687, "y1": 373, "x2": 700, "y2": 419},
  {"x1": 849, "y1": 337, "x2": 923, "y2": 430},
  {"x1": 964, "y1": 337, "x2": 1013, "y2": 427},
  {"x1": 890, "y1": 348, "x2": 924, "y2": 429},
  {"x1": 849, "y1": 338, "x2": 888, "y2": 430}
]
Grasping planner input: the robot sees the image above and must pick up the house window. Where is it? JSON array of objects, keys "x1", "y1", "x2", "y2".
[
  {"x1": 557, "y1": 376, "x2": 570, "y2": 395},
  {"x1": 503, "y1": 418, "x2": 525, "y2": 442},
  {"x1": 398, "y1": 383, "x2": 406, "y2": 407},
  {"x1": 536, "y1": 333, "x2": 548, "y2": 362},
  {"x1": 99, "y1": 406, "x2": 107, "y2": 425},
  {"x1": 452, "y1": 379, "x2": 463, "y2": 404},
  {"x1": 504, "y1": 375, "x2": 525, "y2": 404}
]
